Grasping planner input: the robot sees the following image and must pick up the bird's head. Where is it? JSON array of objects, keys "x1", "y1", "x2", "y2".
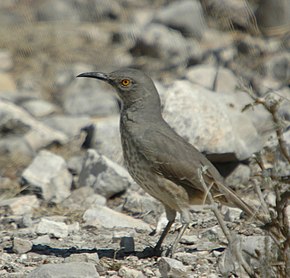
[{"x1": 77, "y1": 68, "x2": 161, "y2": 110}]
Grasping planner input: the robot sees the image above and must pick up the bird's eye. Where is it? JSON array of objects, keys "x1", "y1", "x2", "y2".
[{"x1": 120, "y1": 79, "x2": 131, "y2": 87}]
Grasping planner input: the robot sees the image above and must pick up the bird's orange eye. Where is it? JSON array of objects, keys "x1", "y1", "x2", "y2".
[{"x1": 120, "y1": 79, "x2": 131, "y2": 86}]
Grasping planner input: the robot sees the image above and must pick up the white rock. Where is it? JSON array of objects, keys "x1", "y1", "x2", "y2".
[
  {"x1": 21, "y1": 150, "x2": 72, "y2": 203},
  {"x1": 0, "y1": 195, "x2": 39, "y2": 215},
  {"x1": 83, "y1": 205, "x2": 151, "y2": 231},
  {"x1": 36, "y1": 218, "x2": 69, "y2": 238}
]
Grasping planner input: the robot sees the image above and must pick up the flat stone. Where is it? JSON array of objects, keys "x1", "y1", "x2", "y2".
[
  {"x1": 32, "y1": 235, "x2": 51, "y2": 245},
  {"x1": 0, "y1": 195, "x2": 39, "y2": 215},
  {"x1": 83, "y1": 205, "x2": 151, "y2": 231},
  {"x1": 64, "y1": 253, "x2": 99, "y2": 264},
  {"x1": 21, "y1": 150, "x2": 72, "y2": 203},
  {"x1": 43, "y1": 115, "x2": 91, "y2": 137},
  {"x1": 0, "y1": 100, "x2": 68, "y2": 152},
  {"x1": 27, "y1": 262, "x2": 99, "y2": 278},
  {"x1": 36, "y1": 218, "x2": 69, "y2": 238},
  {"x1": 21, "y1": 99, "x2": 57, "y2": 118}
]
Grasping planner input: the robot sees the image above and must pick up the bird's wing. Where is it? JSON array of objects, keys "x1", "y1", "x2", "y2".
[
  {"x1": 139, "y1": 126, "x2": 223, "y2": 193},
  {"x1": 138, "y1": 126, "x2": 257, "y2": 218}
]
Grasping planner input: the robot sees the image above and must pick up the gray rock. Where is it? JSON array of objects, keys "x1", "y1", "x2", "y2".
[
  {"x1": 0, "y1": 195, "x2": 39, "y2": 215},
  {"x1": 174, "y1": 252, "x2": 198, "y2": 265},
  {"x1": 12, "y1": 237, "x2": 33, "y2": 254},
  {"x1": 119, "y1": 266, "x2": 145, "y2": 278},
  {"x1": 186, "y1": 65, "x2": 238, "y2": 93},
  {"x1": 62, "y1": 186, "x2": 106, "y2": 210},
  {"x1": 78, "y1": 149, "x2": 132, "y2": 198},
  {"x1": 130, "y1": 23, "x2": 200, "y2": 69},
  {"x1": 36, "y1": 218, "x2": 69, "y2": 238},
  {"x1": 161, "y1": 80, "x2": 270, "y2": 160},
  {"x1": 0, "y1": 136, "x2": 34, "y2": 157},
  {"x1": 27, "y1": 262, "x2": 99, "y2": 278},
  {"x1": 225, "y1": 164, "x2": 251, "y2": 186},
  {"x1": 155, "y1": 0, "x2": 206, "y2": 39},
  {"x1": 36, "y1": 0, "x2": 81, "y2": 22},
  {"x1": 0, "y1": 100, "x2": 68, "y2": 153},
  {"x1": 21, "y1": 99, "x2": 57, "y2": 118},
  {"x1": 223, "y1": 207, "x2": 242, "y2": 222},
  {"x1": 21, "y1": 150, "x2": 72, "y2": 203},
  {"x1": 159, "y1": 257, "x2": 189, "y2": 278},
  {"x1": 64, "y1": 253, "x2": 99, "y2": 264},
  {"x1": 256, "y1": 0, "x2": 290, "y2": 36},
  {"x1": 43, "y1": 115, "x2": 91, "y2": 137},
  {"x1": 83, "y1": 205, "x2": 151, "y2": 231},
  {"x1": 63, "y1": 76, "x2": 118, "y2": 117}
]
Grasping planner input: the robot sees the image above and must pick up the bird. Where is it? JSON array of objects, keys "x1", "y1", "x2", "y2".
[{"x1": 77, "y1": 68, "x2": 259, "y2": 256}]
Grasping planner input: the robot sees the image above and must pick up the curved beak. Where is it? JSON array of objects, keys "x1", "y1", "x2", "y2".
[{"x1": 76, "y1": 72, "x2": 109, "y2": 81}]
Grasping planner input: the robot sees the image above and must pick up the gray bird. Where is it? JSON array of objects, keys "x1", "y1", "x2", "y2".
[{"x1": 77, "y1": 68, "x2": 257, "y2": 255}]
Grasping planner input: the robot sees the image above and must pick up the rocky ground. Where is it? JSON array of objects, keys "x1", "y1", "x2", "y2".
[{"x1": 0, "y1": 0, "x2": 289, "y2": 277}]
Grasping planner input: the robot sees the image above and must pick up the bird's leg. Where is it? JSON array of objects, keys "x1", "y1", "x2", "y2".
[
  {"x1": 154, "y1": 219, "x2": 174, "y2": 252},
  {"x1": 166, "y1": 223, "x2": 188, "y2": 257},
  {"x1": 154, "y1": 207, "x2": 176, "y2": 254}
]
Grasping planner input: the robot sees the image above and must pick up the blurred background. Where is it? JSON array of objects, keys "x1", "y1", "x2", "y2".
[
  {"x1": 0, "y1": 0, "x2": 289, "y2": 201},
  {"x1": 0, "y1": 0, "x2": 289, "y2": 276}
]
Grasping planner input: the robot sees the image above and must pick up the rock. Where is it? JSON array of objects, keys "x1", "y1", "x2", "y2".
[
  {"x1": 256, "y1": 0, "x2": 290, "y2": 36},
  {"x1": 0, "y1": 195, "x2": 39, "y2": 215},
  {"x1": 78, "y1": 149, "x2": 132, "y2": 198},
  {"x1": 63, "y1": 76, "x2": 118, "y2": 117},
  {"x1": 32, "y1": 235, "x2": 51, "y2": 245},
  {"x1": 27, "y1": 262, "x2": 99, "y2": 278},
  {"x1": 0, "y1": 100, "x2": 68, "y2": 153},
  {"x1": 154, "y1": 0, "x2": 206, "y2": 39},
  {"x1": 223, "y1": 207, "x2": 242, "y2": 222},
  {"x1": 36, "y1": 218, "x2": 69, "y2": 238},
  {"x1": 119, "y1": 265, "x2": 145, "y2": 278},
  {"x1": 21, "y1": 99, "x2": 57, "y2": 118},
  {"x1": 43, "y1": 115, "x2": 91, "y2": 137},
  {"x1": 0, "y1": 72, "x2": 16, "y2": 92},
  {"x1": 88, "y1": 116, "x2": 123, "y2": 164},
  {"x1": 120, "y1": 237, "x2": 135, "y2": 253},
  {"x1": 186, "y1": 65, "x2": 238, "y2": 93},
  {"x1": 130, "y1": 23, "x2": 200, "y2": 69},
  {"x1": 62, "y1": 186, "x2": 106, "y2": 210},
  {"x1": 161, "y1": 80, "x2": 270, "y2": 161},
  {"x1": 123, "y1": 191, "x2": 164, "y2": 223},
  {"x1": 12, "y1": 237, "x2": 33, "y2": 254},
  {"x1": 83, "y1": 205, "x2": 151, "y2": 231},
  {"x1": 179, "y1": 235, "x2": 198, "y2": 245},
  {"x1": 64, "y1": 253, "x2": 99, "y2": 264},
  {"x1": 174, "y1": 252, "x2": 198, "y2": 265},
  {"x1": 21, "y1": 150, "x2": 72, "y2": 203},
  {"x1": 67, "y1": 155, "x2": 84, "y2": 176},
  {"x1": 0, "y1": 50, "x2": 13, "y2": 71},
  {"x1": 225, "y1": 164, "x2": 251, "y2": 186},
  {"x1": 159, "y1": 257, "x2": 189, "y2": 278},
  {"x1": 35, "y1": 0, "x2": 81, "y2": 22}
]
